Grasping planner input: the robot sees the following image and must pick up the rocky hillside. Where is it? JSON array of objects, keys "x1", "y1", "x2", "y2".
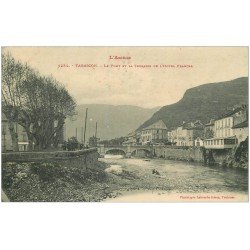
[{"x1": 138, "y1": 77, "x2": 248, "y2": 130}]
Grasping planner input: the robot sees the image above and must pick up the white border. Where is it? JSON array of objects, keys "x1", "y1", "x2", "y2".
[{"x1": 1, "y1": 1, "x2": 250, "y2": 250}]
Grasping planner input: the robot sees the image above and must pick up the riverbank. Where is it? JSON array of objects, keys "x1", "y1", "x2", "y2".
[
  {"x1": 2, "y1": 156, "x2": 248, "y2": 202},
  {"x1": 152, "y1": 141, "x2": 248, "y2": 169},
  {"x1": 2, "y1": 160, "x2": 110, "y2": 202}
]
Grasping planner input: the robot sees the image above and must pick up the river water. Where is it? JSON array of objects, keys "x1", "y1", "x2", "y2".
[{"x1": 101, "y1": 155, "x2": 248, "y2": 202}]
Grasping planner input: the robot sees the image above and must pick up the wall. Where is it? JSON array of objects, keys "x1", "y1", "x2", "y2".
[
  {"x1": 153, "y1": 145, "x2": 229, "y2": 165},
  {"x1": 153, "y1": 145, "x2": 204, "y2": 162},
  {"x1": 2, "y1": 148, "x2": 99, "y2": 169}
]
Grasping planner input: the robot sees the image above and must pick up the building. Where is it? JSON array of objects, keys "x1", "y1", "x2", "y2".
[
  {"x1": 204, "y1": 106, "x2": 247, "y2": 149},
  {"x1": 232, "y1": 120, "x2": 248, "y2": 144},
  {"x1": 214, "y1": 106, "x2": 247, "y2": 138},
  {"x1": 185, "y1": 121, "x2": 204, "y2": 146},
  {"x1": 175, "y1": 123, "x2": 188, "y2": 146},
  {"x1": 167, "y1": 130, "x2": 177, "y2": 144},
  {"x1": 204, "y1": 119, "x2": 215, "y2": 139},
  {"x1": 175, "y1": 121, "x2": 204, "y2": 146},
  {"x1": 122, "y1": 131, "x2": 137, "y2": 146},
  {"x1": 2, "y1": 113, "x2": 29, "y2": 152},
  {"x1": 140, "y1": 120, "x2": 168, "y2": 145}
]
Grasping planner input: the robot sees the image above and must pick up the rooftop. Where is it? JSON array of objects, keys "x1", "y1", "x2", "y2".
[
  {"x1": 205, "y1": 119, "x2": 215, "y2": 126},
  {"x1": 216, "y1": 106, "x2": 246, "y2": 120},
  {"x1": 232, "y1": 120, "x2": 248, "y2": 129}
]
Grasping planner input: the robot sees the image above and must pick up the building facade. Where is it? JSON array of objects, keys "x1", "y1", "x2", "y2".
[
  {"x1": 204, "y1": 106, "x2": 248, "y2": 149},
  {"x1": 2, "y1": 114, "x2": 29, "y2": 152},
  {"x1": 140, "y1": 120, "x2": 168, "y2": 145},
  {"x1": 175, "y1": 121, "x2": 204, "y2": 146},
  {"x1": 214, "y1": 106, "x2": 247, "y2": 139}
]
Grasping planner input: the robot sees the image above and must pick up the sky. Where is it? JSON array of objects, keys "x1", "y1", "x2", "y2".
[{"x1": 3, "y1": 47, "x2": 248, "y2": 109}]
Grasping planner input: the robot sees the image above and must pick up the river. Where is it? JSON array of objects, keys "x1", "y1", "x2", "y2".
[{"x1": 100, "y1": 155, "x2": 248, "y2": 202}]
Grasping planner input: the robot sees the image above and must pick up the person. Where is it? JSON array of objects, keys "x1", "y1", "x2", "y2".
[{"x1": 152, "y1": 169, "x2": 160, "y2": 175}]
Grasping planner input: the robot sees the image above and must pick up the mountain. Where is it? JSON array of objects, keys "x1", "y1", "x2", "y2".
[
  {"x1": 65, "y1": 104, "x2": 159, "y2": 140},
  {"x1": 138, "y1": 77, "x2": 248, "y2": 131}
]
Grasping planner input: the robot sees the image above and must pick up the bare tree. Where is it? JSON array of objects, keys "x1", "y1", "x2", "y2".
[
  {"x1": 2, "y1": 52, "x2": 76, "y2": 151},
  {"x1": 2, "y1": 53, "x2": 28, "y2": 151}
]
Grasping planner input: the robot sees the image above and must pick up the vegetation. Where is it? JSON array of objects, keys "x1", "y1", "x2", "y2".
[
  {"x1": 204, "y1": 128, "x2": 214, "y2": 139},
  {"x1": 89, "y1": 136, "x2": 99, "y2": 147},
  {"x1": 138, "y1": 77, "x2": 248, "y2": 131},
  {"x1": 2, "y1": 161, "x2": 108, "y2": 202},
  {"x1": 2, "y1": 52, "x2": 76, "y2": 151},
  {"x1": 99, "y1": 137, "x2": 126, "y2": 146},
  {"x1": 62, "y1": 137, "x2": 85, "y2": 151},
  {"x1": 223, "y1": 137, "x2": 248, "y2": 169}
]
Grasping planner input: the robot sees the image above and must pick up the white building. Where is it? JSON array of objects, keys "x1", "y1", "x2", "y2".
[
  {"x1": 140, "y1": 120, "x2": 168, "y2": 145},
  {"x1": 204, "y1": 106, "x2": 247, "y2": 149}
]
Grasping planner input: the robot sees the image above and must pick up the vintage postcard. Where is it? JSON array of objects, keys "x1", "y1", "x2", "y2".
[{"x1": 1, "y1": 46, "x2": 248, "y2": 202}]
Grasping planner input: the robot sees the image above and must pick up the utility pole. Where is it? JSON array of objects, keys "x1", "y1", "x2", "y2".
[
  {"x1": 75, "y1": 128, "x2": 78, "y2": 140},
  {"x1": 95, "y1": 122, "x2": 98, "y2": 147},
  {"x1": 95, "y1": 122, "x2": 98, "y2": 138},
  {"x1": 83, "y1": 108, "x2": 88, "y2": 146}
]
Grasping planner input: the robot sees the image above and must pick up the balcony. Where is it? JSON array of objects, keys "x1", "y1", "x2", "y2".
[{"x1": 204, "y1": 136, "x2": 237, "y2": 149}]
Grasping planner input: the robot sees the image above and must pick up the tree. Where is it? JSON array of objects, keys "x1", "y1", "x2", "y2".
[
  {"x1": 1, "y1": 52, "x2": 76, "y2": 151},
  {"x1": 204, "y1": 128, "x2": 214, "y2": 139},
  {"x1": 89, "y1": 136, "x2": 99, "y2": 147},
  {"x1": 2, "y1": 52, "x2": 28, "y2": 151},
  {"x1": 66, "y1": 137, "x2": 79, "y2": 151}
]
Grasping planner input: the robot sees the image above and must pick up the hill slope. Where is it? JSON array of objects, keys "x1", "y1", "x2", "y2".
[
  {"x1": 138, "y1": 77, "x2": 248, "y2": 130},
  {"x1": 65, "y1": 104, "x2": 159, "y2": 140}
]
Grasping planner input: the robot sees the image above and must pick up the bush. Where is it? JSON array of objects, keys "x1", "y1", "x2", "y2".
[{"x1": 30, "y1": 162, "x2": 65, "y2": 182}]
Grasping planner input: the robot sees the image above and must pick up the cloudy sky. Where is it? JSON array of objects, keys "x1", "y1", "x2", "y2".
[{"x1": 3, "y1": 47, "x2": 248, "y2": 108}]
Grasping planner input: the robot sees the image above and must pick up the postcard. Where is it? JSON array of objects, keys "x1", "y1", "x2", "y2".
[{"x1": 1, "y1": 46, "x2": 248, "y2": 202}]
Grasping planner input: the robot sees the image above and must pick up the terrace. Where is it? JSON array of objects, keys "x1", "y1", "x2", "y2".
[{"x1": 204, "y1": 136, "x2": 237, "y2": 149}]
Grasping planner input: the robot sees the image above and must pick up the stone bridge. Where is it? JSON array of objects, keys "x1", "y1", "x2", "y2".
[{"x1": 97, "y1": 145, "x2": 153, "y2": 157}]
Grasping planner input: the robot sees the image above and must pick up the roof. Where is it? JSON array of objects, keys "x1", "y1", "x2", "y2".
[
  {"x1": 232, "y1": 120, "x2": 248, "y2": 129},
  {"x1": 186, "y1": 125, "x2": 203, "y2": 130},
  {"x1": 142, "y1": 119, "x2": 168, "y2": 130},
  {"x1": 182, "y1": 121, "x2": 204, "y2": 130},
  {"x1": 204, "y1": 136, "x2": 237, "y2": 140},
  {"x1": 205, "y1": 119, "x2": 215, "y2": 126},
  {"x1": 217, "y1": 107, "x2": 245, "y2": 120},
  {"x1": 142, "y1": 127, "x2": 168, "y2": 131}
]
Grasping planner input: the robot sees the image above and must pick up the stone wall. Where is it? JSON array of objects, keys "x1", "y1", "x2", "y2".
[
  {"x1": 153, "y1": 146, "x2": 204, "y2": 162},
  {"x1": 152, "y1": 145, "x2": 229, "y2": 165},
  {"x1": 2, "y1": 148, "x2": 99, "y2": 169}
]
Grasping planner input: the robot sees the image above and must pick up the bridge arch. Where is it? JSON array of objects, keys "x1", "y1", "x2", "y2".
[
  {"x1": 131, "y1": 148, "x2": 152, "y2": 157},
  {"x1": 105, "y1": 148, "x2": 126, "y2": 156}
]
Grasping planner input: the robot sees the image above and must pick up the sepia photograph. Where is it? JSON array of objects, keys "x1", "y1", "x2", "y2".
[{"x1": 1, "y1": 46, "x2": 249, "y2": 202}]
